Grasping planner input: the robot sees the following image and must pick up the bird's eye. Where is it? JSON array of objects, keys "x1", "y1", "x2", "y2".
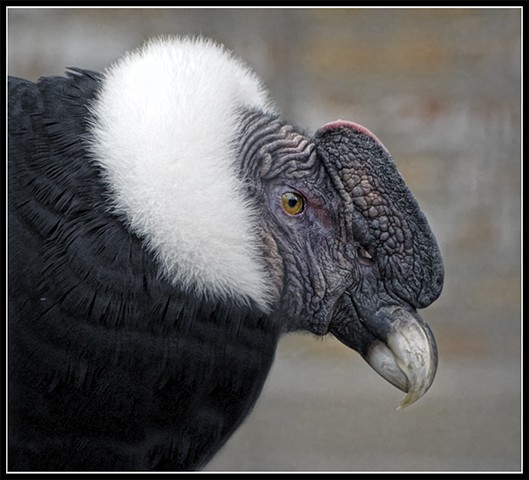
[{"x1": 281, "y1": 192, "x2": 305, "y2": 216}]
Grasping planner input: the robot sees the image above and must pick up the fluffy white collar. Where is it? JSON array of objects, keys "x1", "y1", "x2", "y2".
[{"x1": 89, "y1": 36, "x2": 275, "y2": 311}]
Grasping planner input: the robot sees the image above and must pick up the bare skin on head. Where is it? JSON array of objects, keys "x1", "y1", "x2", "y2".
[{"x1": 239, "y1": 113, "x2": 444, "y2": 409}]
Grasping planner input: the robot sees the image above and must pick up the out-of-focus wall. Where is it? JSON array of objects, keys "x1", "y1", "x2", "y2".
[{"x1": 8, "y1": 7, "x2": 521, "y2": 472}]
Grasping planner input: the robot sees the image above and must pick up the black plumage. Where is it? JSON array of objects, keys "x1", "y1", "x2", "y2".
[
  {"x1": 8, "y1": 38, "x2": 445, "y2": 472},
  {"x1": 8, "y1": 71, "x2": 279, "y2": 470}
]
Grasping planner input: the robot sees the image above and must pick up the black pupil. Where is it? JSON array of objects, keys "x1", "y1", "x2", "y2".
[{"x1": 288, "y1": 197, "x2": 298, "y2": 208}]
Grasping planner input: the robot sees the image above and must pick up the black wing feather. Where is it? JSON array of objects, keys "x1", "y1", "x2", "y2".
[{"x1": 8, "y1": 71, "x2": 279, "y2": 471}]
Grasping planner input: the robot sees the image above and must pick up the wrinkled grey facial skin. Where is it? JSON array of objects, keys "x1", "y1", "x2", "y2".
[{"x1": 239, "y1": 112, "x2": 444, "y2": 409}]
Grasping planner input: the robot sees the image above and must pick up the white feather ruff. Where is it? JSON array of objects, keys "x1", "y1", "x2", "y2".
[{"x1": 89, "y1": 36, "x2": 276, "y2": 311}]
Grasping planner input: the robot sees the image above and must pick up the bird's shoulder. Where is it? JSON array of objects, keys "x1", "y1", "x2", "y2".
[{"x1": 8, "y1": 68, "x2": 280, "y2": 470}]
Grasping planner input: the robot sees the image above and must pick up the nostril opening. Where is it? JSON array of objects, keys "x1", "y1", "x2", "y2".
[{"x1": 357, "y1": 244, "x2": 374, "y2": 266}]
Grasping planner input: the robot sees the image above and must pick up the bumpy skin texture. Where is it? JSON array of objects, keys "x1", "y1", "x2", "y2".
[
  {"x1": 237, "y1": 114, "x2": 443, "y2": 338},
  {"x1": 238, "y1": 113, "x2": 443, "y2": 410},
  {"x1": 316, "y1": 125, "x2": 443, "y2": 309},
  {"x1": 8, "y1": 67, "x2": 443, "y2": 470}
]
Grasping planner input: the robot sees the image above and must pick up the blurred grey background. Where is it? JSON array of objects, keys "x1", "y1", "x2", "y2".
[{"x1": 8, "y1": 7, "x2": 521, "y2": 472}]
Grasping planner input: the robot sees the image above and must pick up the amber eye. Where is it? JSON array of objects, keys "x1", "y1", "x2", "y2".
[{"x1": 281, "y1": 192, "x2": 305, "y2": 215}]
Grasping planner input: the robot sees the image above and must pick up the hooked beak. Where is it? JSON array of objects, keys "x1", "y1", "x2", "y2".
[
  {"x1": 363, "y1": 306, "x2": 438, "y2": 410},
  {"x1": 331, "y1": 303, "x2": 438, "y2": 410}
]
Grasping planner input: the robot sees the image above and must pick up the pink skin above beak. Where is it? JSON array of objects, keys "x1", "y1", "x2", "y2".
[{"x1": 316, "y1": 119, "x2": 390, "y2": 154}]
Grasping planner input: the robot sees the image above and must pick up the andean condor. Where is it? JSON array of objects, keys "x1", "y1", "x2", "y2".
[{"x1": 8, "y1": 36, "x2": 444, "y2": 471}]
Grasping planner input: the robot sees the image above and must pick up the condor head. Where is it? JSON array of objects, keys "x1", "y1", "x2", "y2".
[{"x1": 243, "y1": 117, "x2": 444, "y2": 409}]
